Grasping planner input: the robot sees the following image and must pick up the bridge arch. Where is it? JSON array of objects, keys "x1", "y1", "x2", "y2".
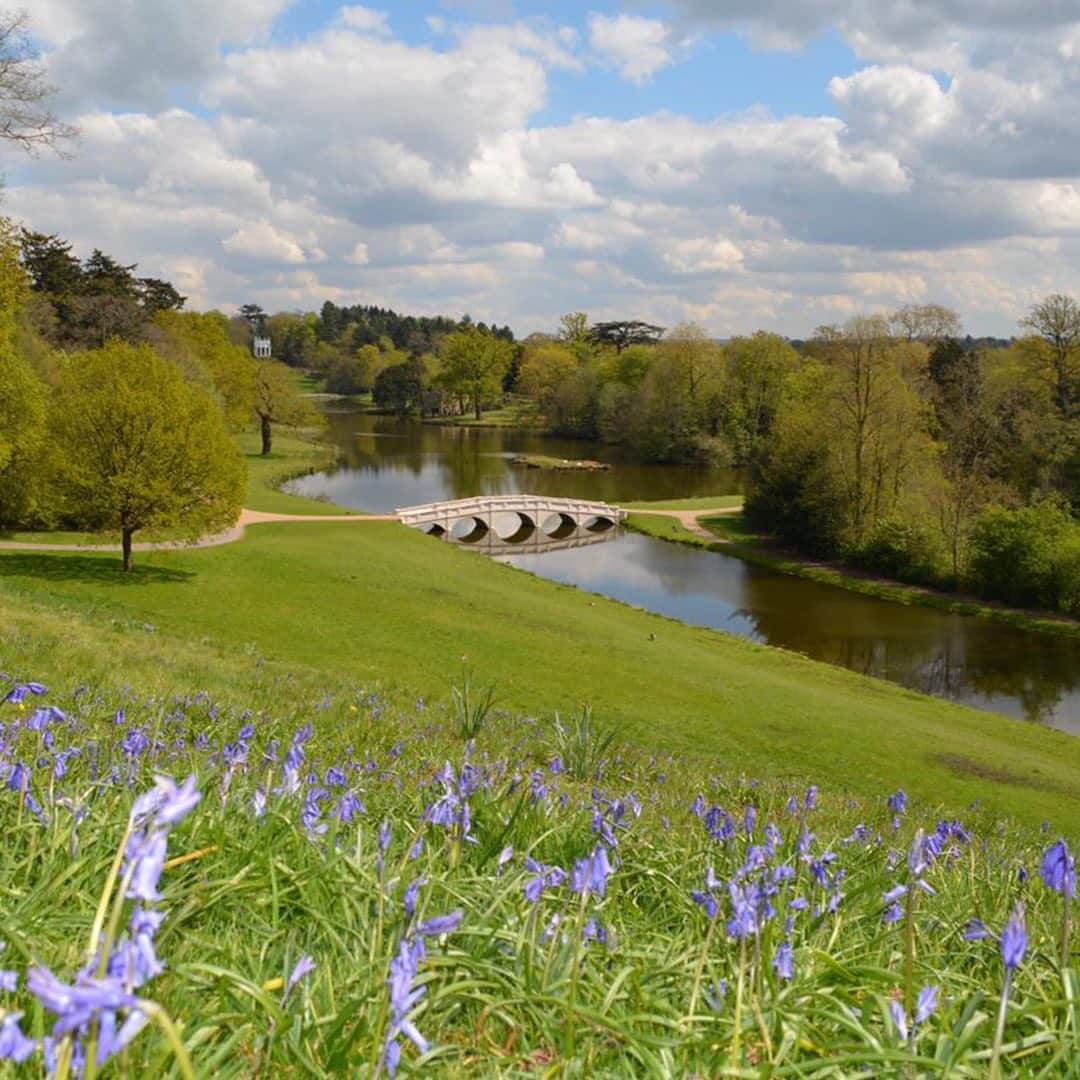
[
  {"x1": 450, "y1": 516, "x2": 489, "y2": 543},
  {"x1": 541, "y1": 512, "x2": 578, "y2": 539}
]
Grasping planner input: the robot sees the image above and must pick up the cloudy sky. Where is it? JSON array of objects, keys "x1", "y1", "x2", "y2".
[{"x1": 5, "y1": 0, "x2": 1080, "y2": 336}]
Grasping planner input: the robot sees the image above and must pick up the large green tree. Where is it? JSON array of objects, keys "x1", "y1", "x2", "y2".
[
  {"x1": 439, "y1": 326, "x2": 515, "y2": 419},
  {"x1": 51, "y1": 342, "x2": 245, "y2": 571}
]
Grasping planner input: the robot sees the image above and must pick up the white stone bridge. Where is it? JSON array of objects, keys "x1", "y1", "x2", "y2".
[{"x1": 397, "y1": 494, "x2": 626, "y2": 545}]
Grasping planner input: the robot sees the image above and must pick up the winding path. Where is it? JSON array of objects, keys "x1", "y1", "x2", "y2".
[{"x1": 0, "y1": 504, "x2": 740, "y2": 553}]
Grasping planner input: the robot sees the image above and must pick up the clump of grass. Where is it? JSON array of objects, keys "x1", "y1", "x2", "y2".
[
  {"x1": 449, "y1": 665, "x2": 497, "y2": 740},
  {"x1": 552, "y1": 704, "x2": 616, "y2": 780}
]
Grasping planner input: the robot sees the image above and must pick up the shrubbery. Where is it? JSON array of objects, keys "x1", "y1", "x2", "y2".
[{"x1": 967, "y1": 499, "x2": 1080, "y2": 614}]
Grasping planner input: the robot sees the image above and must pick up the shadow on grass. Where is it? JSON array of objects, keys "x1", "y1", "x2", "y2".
[{"x1": 0, "y1": 553, "x2": 194, "y2": 585}]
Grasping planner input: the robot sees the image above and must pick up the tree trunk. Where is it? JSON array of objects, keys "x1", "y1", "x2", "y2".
[
  {"x1": 261, "y1": 414, "x2": 273, "y2": 456},
  {"x1": 122, "y1": 527, "x2": 135, "y2": 573},
  {"x1": 474, "y1": 399, "x2": 482, "y2": 420}
]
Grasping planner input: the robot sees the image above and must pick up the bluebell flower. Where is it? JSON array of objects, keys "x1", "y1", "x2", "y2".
[
  {"x1": 1040, "y1": 840, "x2": 1076, "y2": 898},
  {"x1": 0, "y1": 1013, "x2": 36, "y2": 1063},
  {"x1": 963, "y1": 917, "x2": 991, "y2": 941},
  {"x1": 1001, "y1": 905, "x2": 1027, "y2": 971},
  {"x1": 285, "y1": 955, "x2": 316, "y2": 997},
  {"x1": 416, "y1": 910, "x2": 463, "y2": 938},
  {"x1": 889, "y1": 998, "x2": 908, "y2": 1040},
  {"x1": 915, "y1": 985, "x2": 938, "y2": 1025},
  {"x1": 888, "y1": 789, "x2": 908, "y2": 814},
  {"x1": 773, "y1": 940, "x2": 794, "y2": 980}
]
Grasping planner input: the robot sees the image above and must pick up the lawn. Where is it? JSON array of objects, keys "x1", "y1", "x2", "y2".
[
  {"x1": 238, "y1": 430, "x2": 357, "y2": 515},
  {"x1": 1, "y1": 517, "x2": 1078, "y2": 831}
]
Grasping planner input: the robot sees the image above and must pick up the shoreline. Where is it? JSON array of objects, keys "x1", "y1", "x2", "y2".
[{"x1": 626, "y1": 510, "x2": 1080, "y2": 640}]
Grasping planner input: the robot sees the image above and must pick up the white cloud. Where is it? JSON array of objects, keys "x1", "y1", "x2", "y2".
[
  {"x1": 8, "y1": 0, "x2": 1080, "y2": 337},
  {"x1": 223, "y1": 221, "x2": 307, "y2": 264},
  {"x1": 337, "y1": 6, "x2": 391, "y2": 35},
  {"x1": 588, "y1": 14, "x2": 677, "y2": 84}
]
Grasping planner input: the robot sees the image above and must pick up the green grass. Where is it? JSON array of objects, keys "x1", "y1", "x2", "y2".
[
  {"x1": 628, "y1": 511, "x2": 1080, "y2": 640},
  {"x1": 424, "y1": 399, "x2": 542, "y2": 429},
  {"x1": 0, "y1": 647, "x2": 1076, "y2": 1076},
  {"x1": 238, "y1": 430, "x2": 356, "y2": 516},
  {"x1": 624, "y1": 495, "x2": 744, "y2": 511},
  {"x1": 1, "y1": 518, "x2": 1078, "y2": 830}
]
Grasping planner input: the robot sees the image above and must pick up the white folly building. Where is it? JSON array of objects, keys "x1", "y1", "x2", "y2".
[{"x1": 252, "y1": 335, "x2": 272, "y2": 359}]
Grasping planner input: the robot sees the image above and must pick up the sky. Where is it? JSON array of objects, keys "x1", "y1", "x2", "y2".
[{"x1": 5, "y1": 0, "x2": 1080, "y2": 337}]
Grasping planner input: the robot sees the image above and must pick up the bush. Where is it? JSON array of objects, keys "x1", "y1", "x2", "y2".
[
  {"x1": 852, "y1": 516, "x2": 942, "y2": 585},
  {"x1": 967, "y1": 498, "x2": 1079, "y2": 612}
]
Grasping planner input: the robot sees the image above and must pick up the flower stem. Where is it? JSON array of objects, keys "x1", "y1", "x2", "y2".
[
  {"x1": 989, "y1": 968, "x2": 1013, "y2": 1080},
  {"x1": 686, "y1": 912, "x2": 718, "y2": 1026},
  {"x1": 731, "y1": 936, "x2": 747, "y2": 1068}
]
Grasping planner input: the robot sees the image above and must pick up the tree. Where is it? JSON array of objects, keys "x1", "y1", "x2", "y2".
[
  {"x1": 518, "y1": 343, "x2": 578, "y2": 418},
  {"x1": 0, "y1": 218, "x2": 45, "y2": 524},
  {"x1": 253, "y1": 360, "x2": 321, "y2": 455},
  {"x1": 19, "y1": 230, "x2": 83, "y2": 296},
  {"x1": 240, "y1": 304, "x2": 268, "y2": 335},
  {"x1": 51, "y1": 342, "x2": 245, "y2": 571},
  {"x1": 82, "y1": 249, "x2": 139, "y2": 298},
  {"x1": 590, "y1": 320, "x2": 665, "y2": 353},
  {"x1": 373, "y1": 358, "x2": 426, "y2": 415},
  {"x1": 720, "y1": 332, "x2": 800, "y2": 463},
  {"x1": 153, "y1": 310, "x2": 256, "y2": 430},
  {"x1": 889, "y1": 303, "x2": 963, "y2": 344},
  {"x1": 1020, "y1": 293, "x2": 1080, "y2": 420},
  {"x1": 439, "y1": 326, "x2": 515, "y2": 419},
  {"x1": 139, "y1": 277, "x2": 186, "y2": 314},
  {"x1": 0, "y1": 11, "x2": 76, "y2": 154}
]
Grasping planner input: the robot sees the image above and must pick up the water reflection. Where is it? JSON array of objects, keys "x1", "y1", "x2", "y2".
[
  {"x1": 286, "y1": 410, "x2": 741, "y2": 511},
  {"x1": 496, "y1": 531, "x2": 1080, "y2": 735},
  {"x1": 437, "y1": 521, "x2": 620, "y2": 557}
]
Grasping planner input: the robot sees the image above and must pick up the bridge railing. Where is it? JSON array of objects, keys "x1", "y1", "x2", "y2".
[{"x1": 396, "y1": 494, "x2": 626, "y2": 524}]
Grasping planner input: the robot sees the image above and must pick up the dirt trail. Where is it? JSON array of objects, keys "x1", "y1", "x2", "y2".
[
  {"x1": 634, "y1": 505, "x2": 741, "y2": 541},
  {"x1": 0, "y1": 508, "x2": 395, "y2": 554}
]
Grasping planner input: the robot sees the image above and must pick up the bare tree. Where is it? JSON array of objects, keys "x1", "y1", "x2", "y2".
[
  {"x1": 889, "y1": 303, "x2": 963, "y2": 344},
  {"x1": 0, "y1": 10, "x2": 76, "y2": 155}
]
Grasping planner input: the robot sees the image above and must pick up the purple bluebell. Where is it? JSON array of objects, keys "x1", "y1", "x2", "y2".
[
  {"x1": 1040, "y1": 840, "x2": 1076, "y2": 897},
  {"x1": 889, "y1": 998, "x2": 908, "y2": 1041},
  {"x1": 285, "y1": 955, "x2": 316, "y2": 996},
  {"x1": 1001, "y1": 905, "x2": 1027, "y2": 971},
  {"x1": 773, "y1": 940, "x2": 794, "y2": 980},
  {"x1": 416, "y1": 910, "x2": 463, "y2": 938},
  {"x1": 963, "y1": 917, "x2": 991, "y2": 941},
  {"x1": 0, "y1": 1014, "x2": 35, "y2": 1063},
  {"x1": 888, "y1": 789, "x2": 908, "y2": 814},
  {"x1": 915, "y1": 985, "x2": 939, "y2": 1025},
  {"x1": 496, "y1": 845, "x2": 514, "y2": 875},
  {"x1": 404, "y1": 877, "x2": 423, "y2": 919},
  {"x1": 571, "y1": 846, "x2": 613, "y2": 899}
]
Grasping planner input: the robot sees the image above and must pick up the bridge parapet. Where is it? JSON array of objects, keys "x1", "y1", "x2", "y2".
[{"x1": 396, "y1": 494, "x2": 626, "y2": 532}]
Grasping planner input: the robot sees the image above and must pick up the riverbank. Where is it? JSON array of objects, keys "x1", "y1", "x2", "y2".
[{"x1": 627, "y1": 509, "x2": 1080, "y2": 640}]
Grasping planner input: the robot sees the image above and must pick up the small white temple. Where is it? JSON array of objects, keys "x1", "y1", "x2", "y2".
[{"x1": 253, "y1": 335, "x2": 272, "y2": 359}]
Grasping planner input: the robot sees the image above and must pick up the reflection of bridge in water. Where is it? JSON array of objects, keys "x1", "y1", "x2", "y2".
[{"x1": 397, "y1": 495, "x2": 626, "y2": 552}]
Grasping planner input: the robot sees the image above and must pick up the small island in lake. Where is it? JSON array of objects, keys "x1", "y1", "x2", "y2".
[{"x1": 511, "y1": 454, "x2": 611, "y2": 472}]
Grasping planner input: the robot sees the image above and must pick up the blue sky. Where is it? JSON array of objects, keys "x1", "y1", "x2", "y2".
[{"x1": 9, "y1": 1, "x2": 1080, "y2": 335}]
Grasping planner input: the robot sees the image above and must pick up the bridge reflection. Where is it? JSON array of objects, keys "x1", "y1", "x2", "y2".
[{"x1": 438, "y1": 520, "x2": 620, "y2": 556}]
